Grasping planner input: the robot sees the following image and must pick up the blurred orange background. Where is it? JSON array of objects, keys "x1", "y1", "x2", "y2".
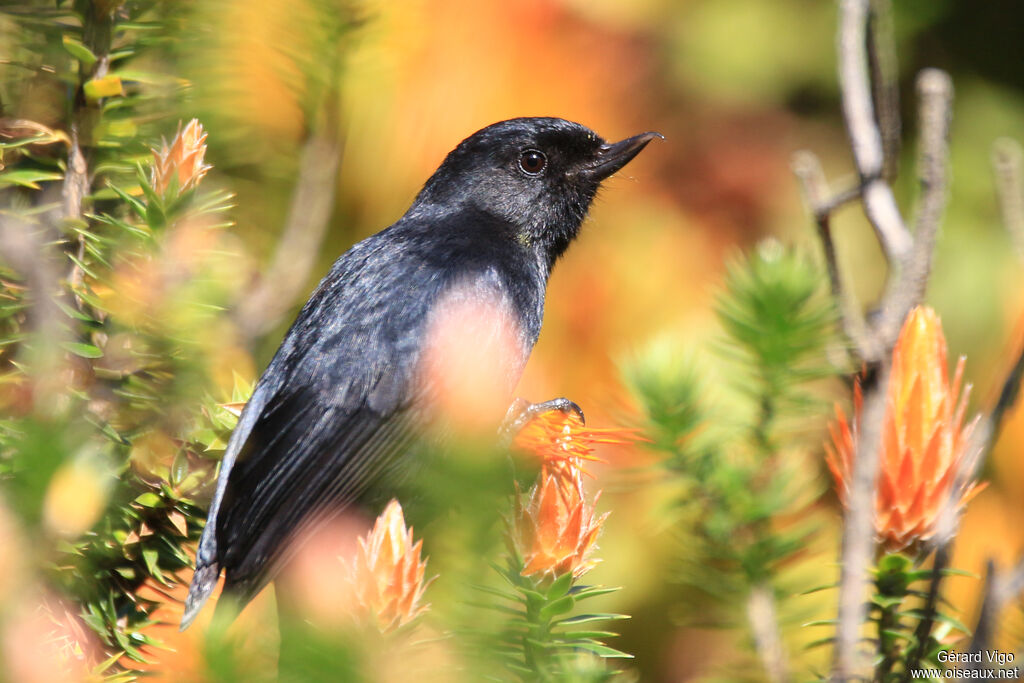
[
  {"x1": 5, "y1": 0, "x2": 1024, "y2": 679},
  {"x1": 170, "y1": 0, "x2": 1024, "y2": 678}
]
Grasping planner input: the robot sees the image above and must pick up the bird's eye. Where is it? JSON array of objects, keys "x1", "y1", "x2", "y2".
[{"x1": 518, "y1": 149, "x2": 547, "y2": 176}]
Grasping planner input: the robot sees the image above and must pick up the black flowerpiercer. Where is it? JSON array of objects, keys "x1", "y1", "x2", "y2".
[{"x1": 181, "y1": 117, "x2": 660, "y2": 629}]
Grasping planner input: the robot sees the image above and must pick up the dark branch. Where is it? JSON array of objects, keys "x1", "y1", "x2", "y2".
[
  {"x1": 867, "y1": 0, "x2": 901, "y2": 181},
  {"x1": 791, "y1": 151, "x2": 875, "y2": 360},
  {"x1": 901, "y1": 544, "x2": 951, "y2": 678},
  {"x1": 991, "y1": 344, "x2": 1024, "y2": 440},
  {"x1": 970, "y1": 556, "x2": 1024, "y2": 659}
]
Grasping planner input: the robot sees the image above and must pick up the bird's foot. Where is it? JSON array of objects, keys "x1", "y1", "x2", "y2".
[{"x1": 499, "y1": 397, "x2": 585, "y2": 446}]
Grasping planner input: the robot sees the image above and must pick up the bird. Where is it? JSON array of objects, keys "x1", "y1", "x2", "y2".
[{"x1": 180, "y1": 117, "x2": 660, "y2": 629}]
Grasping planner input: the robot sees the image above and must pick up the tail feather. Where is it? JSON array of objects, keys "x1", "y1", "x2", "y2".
[
  {"x1": 179, "y1": 383, "x2": 269, "y2": 631},
  {"x1": 180, "y1": 560, "x2": 220, "y2": 631}
]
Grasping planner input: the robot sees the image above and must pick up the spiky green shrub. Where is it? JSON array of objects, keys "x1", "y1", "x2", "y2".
[
  {"x1": 623, "y1": 241, "x2": 842, "y2": 676},
  {"x1": 0, "y1": 2, "x2": 240, "y2": 675}
]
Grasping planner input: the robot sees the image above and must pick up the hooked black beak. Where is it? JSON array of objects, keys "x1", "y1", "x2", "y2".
[{"x1": 585, "y1": 131, "x2": 663, "y2": 181}]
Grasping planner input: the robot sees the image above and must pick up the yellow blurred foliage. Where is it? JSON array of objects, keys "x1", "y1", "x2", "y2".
[
  {"x1": 130, "y1": 430, "x2": 178, "y2": 479},
  {"x1": 43, "y1": 459, "x2": 110, "y2": 539}
]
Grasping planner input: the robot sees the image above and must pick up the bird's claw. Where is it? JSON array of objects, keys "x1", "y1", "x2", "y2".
[{"x1": 499, "y1": 397, "x2": 585, "y2": 446}]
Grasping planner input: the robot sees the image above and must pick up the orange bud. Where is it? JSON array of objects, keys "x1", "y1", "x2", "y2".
[
  {"x1": 343, "y1": 500, "x2": 433, "y2": 633},
  {"x1": 510, "y1": 467, "x2": 608, "y2": 580},
  {"x1": 150, "y1": 119, "x2": 211, "y2": 195},
  {"x1": 826, "y1": 306, "x2": 983, "y2": 551}
]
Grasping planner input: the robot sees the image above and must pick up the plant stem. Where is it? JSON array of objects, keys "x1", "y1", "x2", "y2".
[
  {"x1": 875, "y1": 599, "x2": 901, "y2": 681},
  {"x1": 523, "y1": 593, "x2": 552, "y2": 681}
]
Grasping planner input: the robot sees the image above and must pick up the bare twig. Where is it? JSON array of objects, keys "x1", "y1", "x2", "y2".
[
  {"x1": 747, "y1": 583, "x2": 791, "y2": 683},
  {"x1": 909, "y1": 69, "x2": 953, "y2": 274},
  {"x1": 0, "y1": 217, "x2": 60, "y2": 333},
  {"x1": 827, "y1": 4, "x2": 926, "y2": 677},
  {"x1": 970, "y1": 560, "x2": 1002, "y2": 659},
  {"x1": 0, "y1": 118, "x2": 70, "y2": 146},
  {"x1": 62, "y1": 122, "x2": 88, "y2": 224},
  {"x1": 790, "y1": 152, "x2": 843, "y2": 294},
  {"x1": 806, "y1": 1, "x2": 1017, "y2": 677},
  {"x1": 867, "y1": 0, "x2": 901, "y2": 180},
  {"x1": 838, "y1": 0, "x2": 885, "y2": 180},
  {"x1": 876, "y1": 69, "x2": 954, "y2": 349},
  {"x1": 63, "y1": 122, "x2": 89, "y2": 298},
  {"x1": 833, "y1": 363, "x2": 890, "y2": 682},
  {"x1": 803, "y1": 75, "x2": 954, "y2": 681},
  {"x1": 230, "y1": 1, "x2": 356, "y2": 341},
  {"x1": 838, "y1": 0, "x2": 912, "y2": 263},
  {"x1": 992, "y1": 138, "x2": 1024, "y2": 261},
  {"x1": 233, "y1": 126, "x2": 342, "y2": 340},
  {"x1": 791, "y1": 151, "x2": 875, "y2": 359},
  {"x1": 0, "y1": 59, "x2": 57, "y2": 74},
  {"x1": 1000, "y1": 559, "x2": 1024, "y2": 611}
]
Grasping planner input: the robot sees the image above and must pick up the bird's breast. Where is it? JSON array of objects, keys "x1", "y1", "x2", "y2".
[{"x1": 413, "y1": 269, "x2": 535, "y2": 435}]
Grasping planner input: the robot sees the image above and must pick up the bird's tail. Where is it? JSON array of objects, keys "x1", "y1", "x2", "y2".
[
  {"x1": 179, "y1": 383, "x2": 267, "y2": 631},
  {"x1": 180, "y1": 560, "x2": 219, "y2": 631}
]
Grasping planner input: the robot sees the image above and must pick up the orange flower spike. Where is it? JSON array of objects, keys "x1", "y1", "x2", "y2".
[
  {"x1": 345, "y1": 500, "x2": 434, "y2": 633},
  {"x1": 512, "y1": 410, "x2": 642, "y2": 476},
  {"x1": 826, "y1": 306, "x2": 984, "y2": 551},
  {"x1": 512, "y1": 467, "x2": 608, "y2": 580},
  {"x1": 150, "y1": 119, "x2": 211, "y2": 195}
]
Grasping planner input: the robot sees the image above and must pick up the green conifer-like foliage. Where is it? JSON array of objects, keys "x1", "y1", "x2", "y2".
[
  {"x1": 0, "y1": 2, "x2": 237, "y2": 674},
  {"x1": 623, "y1": 242, "x2": 843, "y2": 678}
]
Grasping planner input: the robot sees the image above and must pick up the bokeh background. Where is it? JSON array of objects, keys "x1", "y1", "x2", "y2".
[{"x1": 4, "y1": 0, "x2": 1024, "y2": 680}]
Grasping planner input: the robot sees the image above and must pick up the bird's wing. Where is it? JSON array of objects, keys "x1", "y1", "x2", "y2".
[
  {"x1": 181, "y1": 376, "x2": 273, "y2": 629},
  {"x1": 181, "y1": 236, "x2": 432, "y2": 628},
  {"x1": 216, "y1": 279, "x2": 433, "y2": 603},
  {"x1": 181, "y1": 218, "x2": 535, "y2": 629},
  {"x1": 213, "y1": 368, "x2": 420, "y2": 603}
]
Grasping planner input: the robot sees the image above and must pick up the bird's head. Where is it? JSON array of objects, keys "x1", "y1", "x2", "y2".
[{"x1": 414, "y1": 117, "x2": 662, "y2": 267}]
